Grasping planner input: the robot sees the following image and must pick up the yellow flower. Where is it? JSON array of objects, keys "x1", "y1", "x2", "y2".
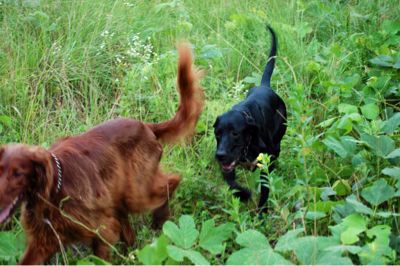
[
  {"x1": 257, "y1": 163, "x2": 264, "y2": 169},
  {"x1": 257, "y1": 153, "x2": 264, "y2": 161}
]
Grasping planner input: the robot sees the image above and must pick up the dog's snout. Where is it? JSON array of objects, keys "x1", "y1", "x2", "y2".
[{"x1": 216, "y1": 151, "x2": 228, "y2": 162}]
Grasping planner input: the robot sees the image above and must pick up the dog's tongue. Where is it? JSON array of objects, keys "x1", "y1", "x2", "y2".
[
  {"x1": 222, "y1": 161, "x2": 235, "y2": 171},
  {"x1": 0, "y1": 204, "x2": 13, "y2": 224}
]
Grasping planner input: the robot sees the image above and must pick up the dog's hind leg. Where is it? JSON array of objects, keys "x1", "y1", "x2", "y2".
[
  {"x1": 126, "y1": 171, "x2": 180, "y2": 216},
  {"x1": 223, "y1": 170, "x2": 251, "y2": 202}
]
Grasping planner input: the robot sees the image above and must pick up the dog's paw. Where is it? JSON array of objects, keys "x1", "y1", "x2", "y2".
[
  {"x1": 257, "y1": 208, "x2": 268, "y2": 218},
  {"x1": 233, "y1": 188, "x2": 252, "y2": 202}
]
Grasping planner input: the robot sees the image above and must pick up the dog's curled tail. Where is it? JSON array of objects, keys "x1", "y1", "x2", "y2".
[
  {"x1": 260, "y1": 25, "x2": 277, "y2": 88},
  {"x1": 147, "y1": 43, "x2": 204, "y2": 143}
]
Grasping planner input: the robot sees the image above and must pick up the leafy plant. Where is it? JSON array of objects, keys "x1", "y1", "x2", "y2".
[{"x1": 137, "y1": 215, "x2": 234, "y2": 265}]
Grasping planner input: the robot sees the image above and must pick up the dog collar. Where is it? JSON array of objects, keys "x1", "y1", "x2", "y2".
[{"x1": 50, "y1": 153, "x2": 63, "y2": 193}]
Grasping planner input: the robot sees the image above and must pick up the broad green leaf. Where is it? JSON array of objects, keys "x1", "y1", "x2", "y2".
[
  {"x1": 361, "y1": 179, "x2": 395, "y2": 206},
  {"x1": 167, "y1": 245, "x2": 210, "y2": 266},
  {"x1": 376, "y1": 211, "x2": 400, "y2": 218},
  {"x1": 226, "y1": 230, "x2": 292, "y2": 265},
  {"x1": 382, "y1": 20, "x2": 400, "y2": 35},
  {"x1": 163, "y1": 215, "x2": 199, "y2": 249},
  {"x1": 340, "y1": 136, "x2": 358, "y2": 155},
  {"x1": 137, "y1": 234, "x2": 168, "y2": 265},
  {"x1": 227, "y1": 247, "x2": 292, "y2": 265},
  {"x1": 305, "y1": 211, "x2": 326, "y2": 220},
  {"x1": 359, "y1": 225, "x2": 394, "y2": 265},
  {"x1": 336, "y1": 115, "x2": 353, "y2": 133},
  {"x1": 382, "y1": 167, "x2": 400, "y2": 179},
  {"x1": 338, "y1": 103, "x2": 358, "y2": 114},
  {"x1": 0, "y1": 231, "x2": 25, "y2": 264},
  {"x1": 369, "y1": 55, "x2": 394, "y2": 67},
  {"x1": 323, "y1": 136, "x2": 357, "y2": 158},
  {"x1": 381, "y1": 112, "x2": 400, "y2": 134},
  {"x1": 318, "y1": 117, "x2": 336, "y2": 128},
  {"x1": 286, "y1": 236, "x2": 339, "y2": 264},
  {"x1": 308, "y1": 201, "x2": 341, "y2": 213},
  {"x1": 330, "y1": 213, "x2": 367, "y2": 245},
  {"x1": 367, "y1": 225, "x2": 391, "y2": 244},
  {"x1": 235, "y1": 230, "x2": 271, "y2": 249},
  {"x1": 332, "y1": 180, "x2": 351, "y2": 196},
  {"x1": 345, "y1": 195, "x2": 373, "y2": 215},
  {"x1": 347, "y1": 112, "x2": 362, "y2": 122},
  {"x1": 323, "y1": 137, "x2": 348, "y2": 158},
  {"x1": 385, "y1": 149, "x2": 400, "y2": 159},
  {"x1": 275, "y1": 228, "x2": 304, "y2": 252},
  {"x1": 325, "y1": 244, "x2": 362, "y2": 254},
  {"x1": 199, "y1": 219, "x2": 234, "y2": 255},
  {"x1": 361, "y1": 103, "x2": 379, "y2": 120},
  {"x1": 320, "y1": 187, "x2": 337, "y2": 200},
  {"x1": 360, "y1": 133, "x2": 395, "y2": 157},
  {"x1": 394, "y1": 58, "x2": 400, "y2": 69},
  {"x1": 316, "y1": 251, "x2": 353, "y2": 265}
]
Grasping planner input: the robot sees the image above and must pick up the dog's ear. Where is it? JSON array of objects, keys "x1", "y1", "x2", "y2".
[
  {"x1": 213, "y1": 116, "x2": 220, "y2": 128},
  {"x1": 28, "y1": 147, "x2": 53, "y2": 199}
]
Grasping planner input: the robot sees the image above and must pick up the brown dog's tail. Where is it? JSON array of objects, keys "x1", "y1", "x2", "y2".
[{"x1": 146, "y1": 43, "x2": 204, "y2": 143}]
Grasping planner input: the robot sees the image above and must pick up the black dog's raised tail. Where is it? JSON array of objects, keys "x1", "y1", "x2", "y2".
[{"x1": 260, "y1": 25, "x2": 277, "y2": 87}]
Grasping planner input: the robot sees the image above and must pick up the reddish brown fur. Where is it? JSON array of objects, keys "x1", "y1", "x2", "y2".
[
  {"x1": 146, "y1": 43, "x2": 204, "y2": 143},
  {"x1": 0, "y1": 43, "x2": 203, "y2": 265}
]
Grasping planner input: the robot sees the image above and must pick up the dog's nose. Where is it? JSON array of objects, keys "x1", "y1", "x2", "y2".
[{"x1": 216, "y1": 151, "x2": 228, "y2": 162}]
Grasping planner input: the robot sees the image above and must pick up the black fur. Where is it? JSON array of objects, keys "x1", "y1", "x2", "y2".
[{"x1": 213, "y1": 26, "x2": 287, "y2": 213}]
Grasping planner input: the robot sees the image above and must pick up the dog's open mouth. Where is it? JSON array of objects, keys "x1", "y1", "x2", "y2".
[
  {"x1": 220, "y1": 161, "x2": 236, "y2": 172},
  {"x1": 0, "y1": 195, "x2": 22, "y2": 224}
]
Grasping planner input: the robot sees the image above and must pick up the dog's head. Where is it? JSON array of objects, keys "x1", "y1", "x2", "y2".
[
  {"x1": 213, "y1": 110, "x2": 266, "y2": 172},
  {"x1": 0, "y1": 144, "x2": 53, "y2": 224}
]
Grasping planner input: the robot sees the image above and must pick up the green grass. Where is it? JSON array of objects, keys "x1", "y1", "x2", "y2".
[{"x1": 0, "y1": 0, "x2": 399, "y2": 264}]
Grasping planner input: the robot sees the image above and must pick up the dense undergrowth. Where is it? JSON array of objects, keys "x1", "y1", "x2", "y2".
[{"x1": 0, "y1": 0, "x2": 399, "y2": 264}]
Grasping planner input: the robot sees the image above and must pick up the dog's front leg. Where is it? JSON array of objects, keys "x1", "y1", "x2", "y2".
[
  {"x1": 19, "y1": 242, "x2": 57, "y2": 265},
  {"x1": 151, "y1": 201, "x2": 170, "y2": 229},
  {"x1": 258, "y1": 170, "x2": 270, "y2": 214},
  {"x1": 92, "y1": 238, "x2": 111, "y2": 261},
  {"x1": 223, "y1": 170, "x2": 251, "y2": 202},
  {"x1": 257, "y1": 157, "x2": 276, "y2": 214}
]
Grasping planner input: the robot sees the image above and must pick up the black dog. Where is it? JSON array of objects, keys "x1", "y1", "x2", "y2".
[{"x1": 213, "y1": 26, "x2": 287, "y2": 213}]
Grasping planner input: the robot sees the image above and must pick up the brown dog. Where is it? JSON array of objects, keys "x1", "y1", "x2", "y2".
[{"x1": 0, "y1": 43, "x2": 204, "y2": 264}]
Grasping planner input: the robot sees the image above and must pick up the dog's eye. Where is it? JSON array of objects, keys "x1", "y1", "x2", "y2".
[{"x1": 231, "y1": 132, "x2": 239, "y2": 138}]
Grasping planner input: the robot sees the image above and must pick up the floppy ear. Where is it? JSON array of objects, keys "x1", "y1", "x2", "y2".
[
  {"x1": 213, "y1": 116, "x2": 220, "y2": 128},
  {"x1": 28, "y1": 147, "x2": 53, "y2": 199}
]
